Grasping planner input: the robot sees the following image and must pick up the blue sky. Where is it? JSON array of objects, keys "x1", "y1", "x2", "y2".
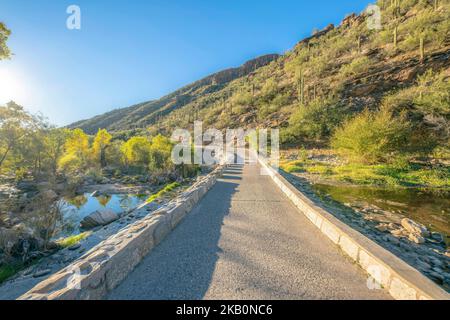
[{"x1": 0, "y1": 0, "x2": 373, "y2": 126}]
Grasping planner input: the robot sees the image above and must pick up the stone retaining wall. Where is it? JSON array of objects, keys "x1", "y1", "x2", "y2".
[
  {"x1": 257, "y1": 154, "x2": 449, "y2": 300},
  {"x1": 19, "y1": 166, "x2": 225, "y2": 300}
]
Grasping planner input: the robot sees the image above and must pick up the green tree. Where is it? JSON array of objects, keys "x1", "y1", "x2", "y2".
[
  {"x1": 44, "y1": 128, "x2": 69, "y2": 175},
  {"x1": 0, "y1": 22, "x2": 11, "y2": 60},
  {"x1": 121, "y1": 136, "x2": 152, "y2": 168},
  {"x1": 92, "y1": 129, "x2": 112, "y2": 168},
  {"x1": 149, "y1": 134, "x2": 173, "y2": 171},
  {"x1": 0, "y1": 102, "x2": 38, "y2": 170},
  {"x1": 58, "y1": 128, "x2": 90, "y2": 172}
]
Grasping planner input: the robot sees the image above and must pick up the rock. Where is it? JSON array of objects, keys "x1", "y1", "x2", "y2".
[
  {"x1": 63, "y1": 256, "x2": 74, "y2": 264},
  {"x1": 68, "y1": 243, "x2": 81, "y2": 251},
  {"x1": 33, "y1": 269, "x2": 52, "y2": 278},
  {"x1": 17, "y1": 181, "x2": 37, "y2": 192},
  {"x1": 41, "y1": 189, "x2": 58, "y2": 201},
  {"x1": 22, "y1": 267, "x2": 35, "y2": 276},
  {"x1": 428, "y1": 271, "x2": 444, "y2": 284},
  {"x1": 80, "y1": 209, "x2": 119, "y2": 229},
  {"x1": 100, "y1": 178, "x2": 110, "y2": 184},
  {"x1": 431, "y1": 232, "x2": 444, "y2": 243},
  {"x1": 145, "y1": 202, "x2": 160, "y2": 212},
  {"x1": 37, "y1": 182, "x2": 51, "y2": 190},
  {"x1": 90, "y1": 190, "x2": 101, "y2": 197},
  {"x1": 408, "y1": 233, "x2": 425, "y2": 244},
  {"x1": 415, "y1": 259, "x2": 431, "y2": 271},
  {"x1": 375, "y1": 224, "x2": 388, "y2": 232},
  {"x1": 401, "y1": 218, "x2": 430, "y2": 237},
  {"x1": 390, "y1": 229, "x2": 403, "y2": 237},
  {"x1": 429, "y1": 257, "x2": 444, "y2": 267},
  {"x1": 54, "y1": 183, "x2": 66, "y2": 193},
  {"x1": 432, "y1": 266, "x2": 444, "y2": 274},
  {"x1": 28, "y1": 251, "x2": 43, "y2": 260},
  {"x1": 383, "y1": 235, "x2": 400, "y2": 245}
]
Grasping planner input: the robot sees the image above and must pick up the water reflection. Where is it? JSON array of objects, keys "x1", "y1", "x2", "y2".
[
  {"x1": 55, "y1": 193, "x2": 144, "y2": 238},
  {"x1": 96, "y1": 195, "x2": 111, "y2": 207},
  {"x1": 312, "y1": 183, "x2": 450, "y2": 237}
]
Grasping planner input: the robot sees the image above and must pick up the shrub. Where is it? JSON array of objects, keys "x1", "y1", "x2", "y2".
[
  {"x1": 56, "y1": 231, "x2": 91, "y2": 248},
  {"x1": 339, "y1": 56, "x2": 373, "y2": 78},
  {"x1": 281, "y1": 98, "x2": 344, "y2": 144},
  {"x1": 146, "y1": 182, "x2": 181, "y2": 203},
  {"x1": 382, "y1": 69, "x2": 449, "y2": 153},
  {"x1": 331, "y1": 107, "x2": 412, "y2": 164},
  {"x1": 260, "y1": 79, "x2": 279, "y2": 102}
]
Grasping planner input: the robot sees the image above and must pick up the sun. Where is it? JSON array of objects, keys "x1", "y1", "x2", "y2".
[{"x1": 0, "y1": 67, "x2": 26, "y2": 104}]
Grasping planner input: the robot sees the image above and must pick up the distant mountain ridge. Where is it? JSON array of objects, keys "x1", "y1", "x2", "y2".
[
  {"x1": 68, "y1": 54, "x2": 279, "y2": 134},
  {"x1": 70, "y1": 1, "x2": 449, "y2": 141}
]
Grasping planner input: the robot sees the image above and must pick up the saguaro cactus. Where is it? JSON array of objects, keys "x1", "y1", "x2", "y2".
[
  {"x1": 393, "y1": 26, "x2": 398, "y2": 48},
  {"x1": 298, "y1": 72, "x2": 305, "y2": 105},
  {"x1": 392, "y1": 0, "x2": 401, "y2": 17},
  {"x1": 420, "y1": 37, "x2": 424, "y2": 63}
]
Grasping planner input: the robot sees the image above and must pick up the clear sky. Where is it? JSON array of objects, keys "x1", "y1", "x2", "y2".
[{"x1": 0, "y1": 0, "x2": 373, "y2": 126}]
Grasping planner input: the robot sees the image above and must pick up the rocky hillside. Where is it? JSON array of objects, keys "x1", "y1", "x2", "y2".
[
  {"x1": 69, "y1": 54, "x2": 279, "y2": 134},
  {"x1": 70, "y1": 0, "x2": 449, "y2": 147}
]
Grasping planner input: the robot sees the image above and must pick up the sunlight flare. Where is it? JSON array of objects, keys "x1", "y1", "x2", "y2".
[{"x1": 0, "y1": 67, "x2": 26, "y2": 104}]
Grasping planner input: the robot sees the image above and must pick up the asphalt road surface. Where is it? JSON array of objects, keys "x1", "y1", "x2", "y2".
[{"x1": 109, "y1": 163, "x2": 390, "y2": 300}]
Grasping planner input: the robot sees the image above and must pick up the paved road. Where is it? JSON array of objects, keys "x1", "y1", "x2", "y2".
[{"x1": 109, "y1": 163, "x2": 390, "y2": 300}]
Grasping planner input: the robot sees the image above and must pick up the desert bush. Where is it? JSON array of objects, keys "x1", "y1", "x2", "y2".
[
  {"x1": 257, "y1": 103, "x2": 278, "y2": 121},
  {"x1": 231, "y1": 91, "x2": 253, "y2": 107},
  {"x1": 339, "y1": 56, "x2": 373, "y2": 78},
  {"x1": 281, "y1": 98, "x2": 344, "y2": 144},
  {"x1": 260, "y1": 79, "x2": 279, "y2": 102},
  {"x1": 382, "y1": 69, "x2": 449, "y2": 151},
  {"x1": 331, "y1": 107, "x2": 412, "y2": 164}
]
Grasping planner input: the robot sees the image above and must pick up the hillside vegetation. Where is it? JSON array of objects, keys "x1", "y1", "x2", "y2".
[
  {"x1": 71, "y1": 1, "x2": 449, "y2": 168},
  {"x1": 68, "y1": 0, "x2": 450, "y2": 188}
]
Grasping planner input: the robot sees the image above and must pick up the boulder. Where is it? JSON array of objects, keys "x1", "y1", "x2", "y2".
[
  {"x1": 41, "y1": 189, "x2": 58, "y2": 201},
  {"x1": 408, "y1": 233, "x2": 425, "y2": 244},
  {"x1": 33, "y1": 269, "x2": 52, "y2": 278},
  {"x1": 80, "y1": 209, "x2": 119, "y2": 229},
  {"x1": 401, "y1": 218, "x2": 430, "y2": 237},
  {"x1": 431, "y1": 232, "x2": 444, "y2": 243}
]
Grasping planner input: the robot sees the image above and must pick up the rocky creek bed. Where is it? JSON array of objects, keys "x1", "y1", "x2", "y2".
[
  {"x1": 0, "y1": 171, "x2": 211, "y2": 299},
  {"x1": 283, "y1": 172, "x2": 450, "y2": 292}
]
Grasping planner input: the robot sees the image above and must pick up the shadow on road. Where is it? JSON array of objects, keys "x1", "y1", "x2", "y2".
[{"x1": 109, "y1": 165, "x2": 242, "y2": 299}]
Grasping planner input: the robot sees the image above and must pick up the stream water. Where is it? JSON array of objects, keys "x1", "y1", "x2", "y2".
[
  {"x1": 55, "y1": 193, "x2": 146, "y2": 238},
  {"x1": 312, "y1": 184, "x2": 450, "y2": 238}
]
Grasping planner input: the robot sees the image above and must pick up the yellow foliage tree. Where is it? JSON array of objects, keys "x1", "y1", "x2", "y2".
[
  {"x1": 92, "y1": 129, "x2": 112, "y2": 168},
  {"x1": 149, "y1": 134, "x2": 173, "y2": 171},
  {"x1": 120, "y1": 136, "x2": 152, "y2": 167},
  {"x1": 58, "y1": 128, "x2": 90, "y2": 172}
]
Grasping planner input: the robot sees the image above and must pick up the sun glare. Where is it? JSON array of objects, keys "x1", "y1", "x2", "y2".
[{"x1": 0, "y1": 68, "x2": 26, "y2": 104}]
